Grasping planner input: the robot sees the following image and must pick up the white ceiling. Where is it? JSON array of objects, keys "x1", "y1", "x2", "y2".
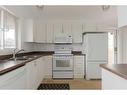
[{"x1": 5, "y1": 6, "x2": 117, "y2": 26}]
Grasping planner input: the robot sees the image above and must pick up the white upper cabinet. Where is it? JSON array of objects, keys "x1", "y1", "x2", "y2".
[
  {"x1": 53, "y1": 23, "x2": 72, "y2": 35},
  {"x1": 23, "y1": 19, "x2": 46, "y2": 43},
  {"x1": 72, "y1": 23, "x2": 83, "y2": 43},
  {"x1": 23, "y1": 20, "x2": 84, "y2": 43},
  {"x1": 83, "y1": 24, "x2": 97, "y2": 32},
  {"x1": 53, "y1": 23, "x2": 62, "y2": 43},
  {"x1": 53, "y1": 23, "x2": 62, "y2": 36},
  {"x1": 34, "y1": 20, "x2": 46, "y2": 43},
  {"x1": 83, "y1": 24, "x2": 111, "y2": 32},
  {"x1": 118, "y1": 6, "x2": 127, "y2": 28},
  {"x1": 46, "y1": 23, "x2": 54, "y2": 43},
  {"x1": 62, "y1": 23, "x2": 72, "y2": 35},
  {"x1": 23, "y1": 19, "x2": 35, "y2": 42}
]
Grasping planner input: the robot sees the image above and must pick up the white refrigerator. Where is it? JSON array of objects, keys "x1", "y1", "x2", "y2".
[{"x1": 83, "y1": 32, "x2": 108, "y2": 80}]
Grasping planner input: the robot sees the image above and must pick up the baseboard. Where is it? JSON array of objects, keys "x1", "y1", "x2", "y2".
[
  {"x1": 44, "y1": 75, "x2": 52, "y2": 78},
  {"x1": 74, "y1": 75, "x2": 84, "y2": 78},
  {"x1": 44, "y1": 75, "x2": 85, "y2": 79}
]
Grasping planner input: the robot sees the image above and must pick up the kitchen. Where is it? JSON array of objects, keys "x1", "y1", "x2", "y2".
[{"x1": 0, "y1": 5, "x2": 126, "y2": 90}]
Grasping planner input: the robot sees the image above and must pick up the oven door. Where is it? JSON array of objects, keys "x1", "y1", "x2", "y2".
[{"x1": 53, "y1": 55, "x2": 73, "y2": 71}]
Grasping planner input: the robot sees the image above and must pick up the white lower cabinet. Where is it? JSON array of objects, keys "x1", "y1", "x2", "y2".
[
  {"x1": 26, "y1": 61, "x2": 37, "y2": 89},
  {"x1": 26, "y1": 56, "x2": 52, "y2": 89},
  {"x1": 102, "y1": 68, "x2": 127, "y2": 89},
  {"x1": 74, "y1": 55, "x2": 85, "y2": 78},
  {"x1": 0, "y1": 56, "x2": 47, "y2": 90},
  {"x1": 26, "y1": 57, "x2": 45, "y2": 89},
  {"x1": 37, "y1": 57, "x2": 45, "y2": 84},
  {"x1": 0, "y1": 66, "x2": 27, "y2": 89},
  {"x1": 0, "y1": 54, "x2": 86, "y2": 89},
  {"x1": 44, "y1": 56, "x2": 53, "y2": 78}
]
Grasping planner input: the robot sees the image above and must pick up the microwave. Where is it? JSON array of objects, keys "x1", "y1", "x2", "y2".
[{"x1": 54, "y1": 33, "x2": 72, "y2": 44}]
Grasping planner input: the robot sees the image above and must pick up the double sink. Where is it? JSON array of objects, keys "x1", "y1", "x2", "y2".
[
  {"x1": 9, "y1": 56, "x2": 32, "y2": 61},
  {"x1": 0, "y1": 55, "x2": 40, "y2": 75},
  {"x1": 10, "y1": 55, "x2": 38, "y2": 61},
  {"x1": 0, "y1": 55, "x2": 38, "y2": 64}
]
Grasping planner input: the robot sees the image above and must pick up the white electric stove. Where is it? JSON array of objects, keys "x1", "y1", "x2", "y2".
[{"x1": 53, "y1": 45, "x2": 73, "y2": 79}]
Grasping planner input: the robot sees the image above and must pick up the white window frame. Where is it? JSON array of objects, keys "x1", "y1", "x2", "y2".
[
  {"x1": 0, "y1": 6, "x2": 18, "y2": 55},
  {"x1": 0, "y1": 7, "x2": 17, "y2": 50}
]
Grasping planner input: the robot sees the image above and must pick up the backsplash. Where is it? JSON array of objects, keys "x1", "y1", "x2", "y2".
[
  {"x1": 33, "y1": 43, "x2": 83, "y2": 52},
  {"x1": 34, "y1": 43, "x2": 55, "y2": 51},
  {"x1": 21, "y1": 42, "x2": 35, "y2": 52},
  {"x1": 0, "y1": 43, "x2": 83, "y2": 55}
]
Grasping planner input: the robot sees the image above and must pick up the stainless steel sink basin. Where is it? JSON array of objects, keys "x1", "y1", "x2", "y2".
[
  {"x1": 33, "y1": 55, "x2": 38, "y2": 58},
  {"x1": 0, "y1": 59, "x2": 24, "y2": 65},
  {"x1": 15, "y1": 58, "x2": 28, "y2": 60},
  {"x1": 1, "y1": 55, "x2": 37, "y2": 63},
  {"x1": 9, "y1": 56, "x2": 29, "y2": 61},
  {"x1": 9, "y1": 58, "x2": 28, "y2": 61}
]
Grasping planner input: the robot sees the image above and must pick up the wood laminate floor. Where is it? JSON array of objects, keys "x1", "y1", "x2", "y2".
[{"x1": 42, "y1": 78, "x2": 101, "y2": 90}]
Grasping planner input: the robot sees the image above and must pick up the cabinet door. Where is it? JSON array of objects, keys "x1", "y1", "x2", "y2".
[
  {"x1": 0, "y1": 66, "x2": 27, "y2": 89},
  {"x1": 63, "y1": 23, "x2": 72, "y2": 35},
  {"x1": 34, "y1": 21, "x2": 46, "y2": 43},
  {"x1": 23, "y1": 19, "x2": 34, "y2": 42},
  {"x1": 118, "y1": 6, "x2": 127, "y2": 28},
  {"x1": 74, "y1": 56, "x2": 84, "y2": 78},
  {"x1": 41, "y1": 57, "x2": 45, "y2": 79},
  {"x1": 53, "y1": 23, "x2": 62, "y2": 38},
  {"x1": 44, "y1": 56, "x2": 53, "y2": 78},
  {"x1": 83, "y1": 25, "x2": 110, "y2": 32},
  {"x1": 26, "y1": 61, "x2": 37, "y2": 89},
  {"x1": 72, "y1": 24, "x2": 83, "y2": 43},
  {"x1": 36, "y1": 57, "x2": 45, "y2": 84},
  {"x1": 26, "y1": 57, "x2": 44, "y2": 89},
  {"x1": 46, "y1": 24, "x2": 54, "y2": 43},
  {"x1": 34, "y1": 60, "x2": 41, "y2": 88},
  {"x1": 83, "y1": 24, "x2": 97, "y2": 32}
]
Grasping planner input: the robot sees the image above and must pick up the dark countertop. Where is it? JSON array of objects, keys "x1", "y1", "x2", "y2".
[
  {"x1": 0, "y1": 60, "x2": 26, "y2": 75},
  {"x1": 72, "y1": 51, "x2": 85, "y2": 55},
  {"x1": 0, "y1": 54, "x2": 43, "y2": 75},
  {"x1": 100, "y1": 64, "x2": 127, "y2": 80},
  {"x1": 0, "y1": 51, "x2": 84, "y2": 75}
]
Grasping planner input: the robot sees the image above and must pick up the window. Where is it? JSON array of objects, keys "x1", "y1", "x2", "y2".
[
  {"x1": 4, "y1": 12, "x2": 16, "y2": 48},
  {"x1": 0, "y1": 8, "x2": 16, "y2": 49},
  {"x1": 0, "y1": 10, "x2": 3, "y2": 48}
]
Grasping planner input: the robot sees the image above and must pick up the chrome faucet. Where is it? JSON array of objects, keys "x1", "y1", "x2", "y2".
[{"x1": 13, "y1": 49, "x2": 25, "y2": 60}]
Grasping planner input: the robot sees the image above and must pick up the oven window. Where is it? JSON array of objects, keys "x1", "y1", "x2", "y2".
[{"x1": 56, "y1": 60, "x2": 70, "y2": 67}]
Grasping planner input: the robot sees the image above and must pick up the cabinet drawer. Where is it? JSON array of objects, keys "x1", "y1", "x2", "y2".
[{"x1": 53, "y1": 71, "x2": 73, "y2": 78}]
